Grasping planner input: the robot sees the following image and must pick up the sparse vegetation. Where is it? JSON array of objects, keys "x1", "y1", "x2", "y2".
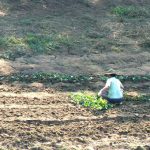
[{"x1": 0, "y1": 34, "x2": 76, "y2": 58}]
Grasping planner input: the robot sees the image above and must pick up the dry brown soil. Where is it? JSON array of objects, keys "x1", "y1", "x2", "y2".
[
  {"x1": 0, "y1": 82, "x2": 149, "y2": 150},
  {"x1": 0, "y1": 0, "x2": 150, "y2": 149}
]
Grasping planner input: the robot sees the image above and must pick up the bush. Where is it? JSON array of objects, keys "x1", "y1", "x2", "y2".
[{"x1": 24, "y1": 34, "x2": 60, "y2": 54}]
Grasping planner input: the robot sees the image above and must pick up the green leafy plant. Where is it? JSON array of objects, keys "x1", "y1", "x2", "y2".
[{"x1": 70, "y1": 92, "x2": 113, "y2": 110}]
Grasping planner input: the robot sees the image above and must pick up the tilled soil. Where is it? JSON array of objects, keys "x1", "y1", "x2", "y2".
[{"x1": 0, "y1": 83, "x2": 149, "y2": 150}]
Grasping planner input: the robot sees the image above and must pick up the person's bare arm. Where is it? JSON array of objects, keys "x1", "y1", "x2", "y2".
[
  {"x1": 98, "y1": 85, "x2": 109, "y2": 96},
  {"x1": 102, "y1": 85, "x2": 109, "y2": 92},
  {"x1": 120, "y1": 82, "x2": 124, "y2": 89}
]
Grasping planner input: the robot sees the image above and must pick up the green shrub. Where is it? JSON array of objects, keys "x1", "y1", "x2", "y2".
[
  {"x1": 24, "y1": 34, "x2": 76, "y2": 54},
  {"x1": 24, "y1": 34, "x2": 60, "y2": 54}
]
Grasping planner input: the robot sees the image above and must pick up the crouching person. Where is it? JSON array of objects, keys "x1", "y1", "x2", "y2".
[{"x1": 98, "y1": 70, "x2": 124, "y2": 104}]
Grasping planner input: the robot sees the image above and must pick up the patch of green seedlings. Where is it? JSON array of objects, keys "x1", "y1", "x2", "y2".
[
  {"x1": 0, "y1": 73, "x2": 149, "y2": 84},
  {"x1": 0, "y1": 72, "x2": 93, "y2": 84},
  {"x1": 112, "y1": 6, "x2": 149, "y2": 18},
  {"x1": 70, "y1": 92, "x2": 113, "y2": 110}
]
